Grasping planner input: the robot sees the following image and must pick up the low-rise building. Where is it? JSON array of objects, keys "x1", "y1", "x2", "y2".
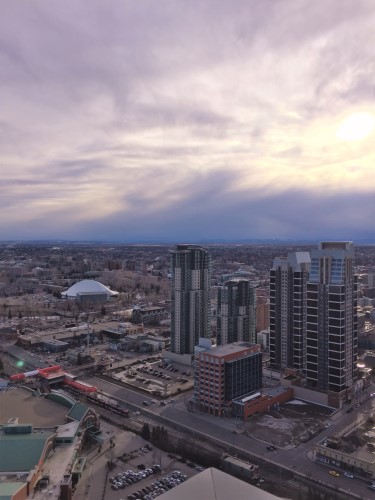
[
  {"x1": 232, "y1": 386, "x2": 293, "y2": 420},
  {"x1": 315, "y1": 437, "x2": 375, "y2": 480},
  {"x1": 194, "y1": 340, "x2": 261, "y2": 416},
  {"x1": 114, "y1": 334, "x2": 165, "y2": 353},
  {"x1": 131, "y1": 305, "x2": 168, "y2": 325},
  {"x1": 102, "y1": 322, "x2": 144, "y2": 339},
  {"x1": 16, "y1": 325, "x2": 92, "y2": 350}
]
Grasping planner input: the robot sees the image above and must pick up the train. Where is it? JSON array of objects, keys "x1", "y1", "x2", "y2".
[
  {"x1": 65, "y1": 386, "x2": 129, "y2": 417},
  {"x1": 63, "y1": 379, "x2": 97, "y2": 393}
]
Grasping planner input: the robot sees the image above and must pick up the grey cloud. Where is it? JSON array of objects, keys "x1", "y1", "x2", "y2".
[
  {"x1": 0, "y1": 0, "x2": 374, "y2": 241},
  {"x1": 41, "y1": 187, "x2": 375, "y2": 243},
  {"x1": 339, "y1": 78, "x2": 375, "y2": 104},
  {"x1": 273, "y1": 146, "x2": 303, "y2": 159},
  {"x1": 46, "y1": 159, "x2": 106, "y2": 180}
]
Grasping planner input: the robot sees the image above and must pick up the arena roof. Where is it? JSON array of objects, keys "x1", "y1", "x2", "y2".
[
  {"x1": 158, "y1": 468, "x2": 281, "y2": 500},
  {"x1": 67, "y1": 403, "x2": 89, "y2": 422},
  {"x1": 0, "y1": 432, "x2": 54, "y2": 472},
  {"x1": 0, "y1": 482, "x2": 27, "y2": 499},
  {"x1": 0, "y1": 389, "x2": 67, "y2": 427},
  {"x1": 61, "y1": 279, "x2": 118, "y2": 298}
]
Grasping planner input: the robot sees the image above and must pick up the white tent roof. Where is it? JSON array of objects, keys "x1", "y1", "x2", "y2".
[{"x1": 61, "y1": 279, "x2": 118, "y2": 298}]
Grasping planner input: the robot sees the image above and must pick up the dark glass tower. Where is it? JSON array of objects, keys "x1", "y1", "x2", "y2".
[
  {"x1": 269, "y1": 252, "x2": 311, "y2": 372},
  {"x1": 270, "y1": 242, "x2": 358, "y2": 400},
  {"x1": 170, "y1": 245, "x2": 211, "y2": 355},
  {"x1": 217, "y1": 279, "x2": 256, "y2": 345},
  {"x1": 306, "y1": 242, "x2": 357, "y2": 393}
]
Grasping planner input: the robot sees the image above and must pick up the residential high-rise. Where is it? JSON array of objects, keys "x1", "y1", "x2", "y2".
[
  {"x1": 306, "y1": 242, "x2": 357, "y2": 394},
  {"x1": 269, "y1": 252, "x2": 311, "y2": 372},
  {"x1": 217, "y1": 279, "x2": 256, "y2": 345},
  {"x1": 170, "y1": 244, "x2": 211, "y2": 355},
  {"x1": 269, "y1": 242, "x2": 358, "y2": 402}
]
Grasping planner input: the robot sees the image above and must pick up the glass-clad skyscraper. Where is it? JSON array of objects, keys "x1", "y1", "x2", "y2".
[
  {"x1": 306, "y1": 242, "x2": 357, "y2": 393},
  {"x1": 269, "y1": 242, "x2": 358, "y2": 402}
]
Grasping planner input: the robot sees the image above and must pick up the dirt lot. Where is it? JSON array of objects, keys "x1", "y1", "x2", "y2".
[{"x1": 241, "y1": 400, "x2": 334, "y2": 448}]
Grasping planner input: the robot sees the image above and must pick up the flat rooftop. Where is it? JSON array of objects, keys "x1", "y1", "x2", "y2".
[
  {"x1": 31, "y1": 438, "x2": 82, "y2": 500},
  {"x1": 266, "y1": 386, "x2": 291, "y2": 397},
  {"x1": 201, "y1": 343, "x2": 258, "y2": 358},
  {"x1": 136, "y1": 306, "x2": 166, "y2": 311},
  {"x1": 0, "y1": 388, "x2": 67, "y2": 427}
]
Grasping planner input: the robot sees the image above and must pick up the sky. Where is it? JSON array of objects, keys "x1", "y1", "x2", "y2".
[{"x1": 1, "y1": 0, "x2": 375, "y2": 243}]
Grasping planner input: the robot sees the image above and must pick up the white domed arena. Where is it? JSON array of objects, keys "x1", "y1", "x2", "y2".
[{"x1": 61, "y1": 279, "x2": 118, "y2": 298}]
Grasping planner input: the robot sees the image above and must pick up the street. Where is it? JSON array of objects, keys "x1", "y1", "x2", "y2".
[{"x1": 82, "y1": 375, "x2": 375, "y2": 499}]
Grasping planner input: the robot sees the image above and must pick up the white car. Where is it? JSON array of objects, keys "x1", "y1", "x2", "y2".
[{"x1": 344, "y1": 472, "x2": 354, "y2": 479}]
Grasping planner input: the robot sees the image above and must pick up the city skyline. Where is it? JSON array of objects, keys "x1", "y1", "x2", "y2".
[{"x1": 1, "y1": 1, "x2": 375, "y2": 242}]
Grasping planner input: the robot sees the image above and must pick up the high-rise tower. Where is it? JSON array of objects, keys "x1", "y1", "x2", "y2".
[
  {"x1": 269, "y1": 242, "x2": 358, "y2": 402},
  {"x1": 269, "y1": 252, "x2": 311, "y2": 371},
  {"x1": 306, "y1": 242, "x2": 357, "y2": 393},
  {"x1": 217, "y1": 279, "x2": 256, "y2": 345},
  {"x1": 170, "y1": 244, "x2": 211, "y2": 355}
]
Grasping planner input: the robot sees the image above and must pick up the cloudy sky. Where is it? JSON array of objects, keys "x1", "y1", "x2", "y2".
[{"x1": 1, "y1": 0, "x2": 375, "y2": 242}]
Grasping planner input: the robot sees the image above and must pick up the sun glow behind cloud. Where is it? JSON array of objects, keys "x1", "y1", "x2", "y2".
[{"x1": 336, "y1": 112, "x2": 375, "y2": 141}]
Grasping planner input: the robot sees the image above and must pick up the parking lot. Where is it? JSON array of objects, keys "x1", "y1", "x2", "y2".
[
  {"x1": 108, "y1": 465, "x2": 188, "y2": 500},
  {"x1": 72, "y1": 419, "x2": 203, "y2": 500},
  {"x1": 111, "y1": 359, "x2": 194, "y2": 398},
  {"x1": 102, "y1": 437, "x2": 200, "y2": 500}
]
